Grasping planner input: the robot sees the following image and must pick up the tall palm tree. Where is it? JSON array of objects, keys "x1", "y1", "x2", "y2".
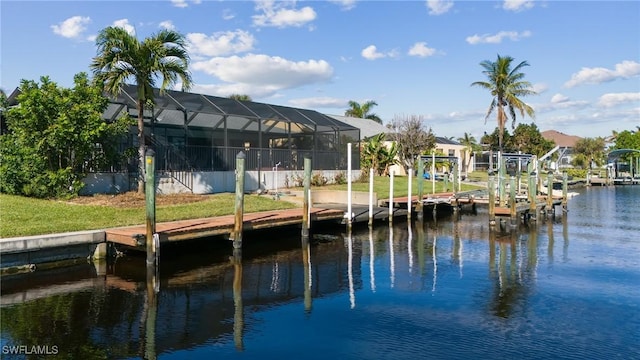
[
  {"x1": 91, "y1": 26, "x2": 192, "y2": 193},
  {"x1": 457, "y1": 132, "x2": 479, "y2": 174},
  {"x1": 471, "y1": 55, "x2": 536, "y2": 151},
  {"x1": 345, "y1": 100, "x2": 382, "y2": 124}
]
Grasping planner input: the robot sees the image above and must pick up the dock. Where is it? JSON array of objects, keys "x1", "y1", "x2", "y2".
[{"x1": 105, "y1": 207, "x2": 344, "y2": 247}]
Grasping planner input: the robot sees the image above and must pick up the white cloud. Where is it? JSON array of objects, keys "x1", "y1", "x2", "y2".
[
  {"x1": 597, "y1": 92, "x2": 640, "y2": 108},
  {"x1": 408, "y1": 42, "x2": 437, "y2": 57},
  {"x1": 361, "y1": 45, "x2": 387, "y2": 60},
  {"x1": 426, "y1": 0, "x2": 453, "y2": 15},
  {"x1": 171, "y1": 0, "x2": 201, "y2": 8},
  {"x1": 551, "y1": 93, "x2": 569, "y2": 104},
  {"x1": 112, "y1": 19, "x2": 135, "y2": 36},
  {"x1": 502, "y1": 0, "x2": 535, "y2": 12},
  {"x1": 222, "y1": 9, "x2": 236, "y2": 20},
  {"x1": 289, "y1": 97, "x2": 348, "y2": 108},
  {"x1": 187, "y1": 30, "x2": 255, "y2": 57},
  {"x1": 329, "y1": 0, "x2": 357, "y2": 11},
  {"x1": 191, "y1": 54, "x2": 333, "y2": 97},
  {"x1": 564, "y1": 60, "x2": 640, "y2": 88},
  {"x1": 253, "y1": 1, "x2": 317, "y2": 28},
  {"x1": 159, "y1": 20, "x2": 175, "y2": 31},
  {"x1": 466, "y1": 30, "x2": 532, "y2": 44},
  {"x1": 51, "y1": 16, "x2": 91, "y2": 39}
]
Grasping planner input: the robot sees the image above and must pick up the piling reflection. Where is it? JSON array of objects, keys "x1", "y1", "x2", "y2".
[{"x1": 231, "y1": 250, "x2": 244, "y2": 351}]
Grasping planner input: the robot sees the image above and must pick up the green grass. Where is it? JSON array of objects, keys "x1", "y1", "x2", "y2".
[
  {"x1": 0, "y1": 194, "x2": 296, "y2": 238},
  {"x1": 309, "y1": 174, "x2": 483, "y2": 198},
  {"x1": 0, "y1": 175, "x2": 484, "y2": 238}
]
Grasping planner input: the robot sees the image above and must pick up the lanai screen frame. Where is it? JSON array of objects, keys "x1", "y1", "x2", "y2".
[{"x1": 103, "y1": 85, "x2": 361, "y2": 172}]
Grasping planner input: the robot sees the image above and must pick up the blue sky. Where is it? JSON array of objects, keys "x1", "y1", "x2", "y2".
[{"x1": 1, "y1": 0, "x2": 639, "y2": 140}]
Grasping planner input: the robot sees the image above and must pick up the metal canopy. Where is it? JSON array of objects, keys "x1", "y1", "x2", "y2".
[{"x1": 607, "y1": 149, "x2": 640, "y2": 161}]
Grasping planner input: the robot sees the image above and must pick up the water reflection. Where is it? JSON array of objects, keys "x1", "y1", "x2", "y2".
[{"x1": 2, "y1": 187, "x2": 639, "y2": 359}]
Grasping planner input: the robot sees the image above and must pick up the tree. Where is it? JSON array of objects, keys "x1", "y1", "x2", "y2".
[
  {"x1": 91, "y1": 26, "x2": 192, "y2": 193},
  {"x1": 481, "y1": 128, "x2": 513, "y2": 152},
  {"x1": 389, "y1": 114, "x2": 436, "y2": 173},
  {"x1": 510, "y1": 123, "x2": 555, "y2": 157},
  {"x1": 471, "y1": 54, "x2": 536, "y2": 151},
  {"x1": 344, "y1": 100, "x2": 382, "y2": 124},
  {"x1": 360, "y1": 133, "x2": 398, "y2": 176},
  {"x1": 0, "y1": 74, "x2": 131, "y2": 198},
  {"x1": 573, "y1": 137, "x2": 606, "y2": 169},
  {"x1": 612, "y1": 129, "x2": 640, "y2": 151},
  {"x1": 457, "y1": 132, "x2": 480, "y2": 174},
  {"x1": 230, "y1": 94, "x2": 252, "y2": 101}
]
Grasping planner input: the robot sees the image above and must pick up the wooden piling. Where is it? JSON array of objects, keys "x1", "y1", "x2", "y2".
[
  {"x1": 145, "y1": 149, "x2": 156, "y2": 266},
  {"x1": 417, "y1": 157, "x2": 424, "y2": 218},
  {"x1": 232, "y1": 152, "x2": 246, "y2": 248},
  {"x1": 509, "y1": 176, "x2": 517, "y2": 226},
  {"x1": 453, "y1": 161, "x2": 459, "y2": 193},
  {"x1": 499, "y1": 152, "x2": 507, "y2": 207},
  {"x1": 562, "y1": 171, "x2": 568, "y2": 212},
  {"x1": 368, "y1": 168, "x2": 374, "y2": 226},
  {"x1": 302, "y1": 156, "x2": 311, "y2": 238},
  {"x1": 528, "y1": 171, "x2": 537, "y2": 220},
  {"x1": 546, "y1": 171, "x2": 554, "y2": 217},
  {"x1": 488, "y1": 171, "x2": 496, "y2": 225},
  {"x1": 407, "y1": 169, "x2": 413, "y2": 220},
  {"x1": 443, "y1": 172, "x2": 449, "y2": 192},
  {"x1": 389, "y1": 170, "x2": 394, "y2": 223}
]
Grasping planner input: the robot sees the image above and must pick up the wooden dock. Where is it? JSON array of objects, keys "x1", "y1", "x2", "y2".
[{"x1": 105, "y1": 207, "x2": 344, "y2": 247}]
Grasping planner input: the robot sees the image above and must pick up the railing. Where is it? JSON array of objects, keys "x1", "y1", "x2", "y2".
[{"x1": 148, "y1": 137, "x2": 194, "y2": 192}]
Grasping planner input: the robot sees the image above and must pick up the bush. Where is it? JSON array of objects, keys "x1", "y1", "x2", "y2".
[
  {"x1": 311, "y1": 172, "x2": 328, "y2": 186},
  {"x1": 333, "y1": 171, "x2": 347, "y2": 185}
]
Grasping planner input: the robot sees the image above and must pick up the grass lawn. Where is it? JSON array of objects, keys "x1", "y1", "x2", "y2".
[{"x1": 0, "y1": 175, "x2": 484, "y2": 238}]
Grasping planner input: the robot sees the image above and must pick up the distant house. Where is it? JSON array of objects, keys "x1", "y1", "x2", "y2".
[
  {"x1": 332, "y1": 116, "x2": 472, "y2": 177},
  {"x1": 541, "y1": 130, "x2": 582, "y2": 168}
]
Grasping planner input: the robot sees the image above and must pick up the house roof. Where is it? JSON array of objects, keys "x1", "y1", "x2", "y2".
[
  {"x1": 541, "y1": 130, "x2": 582, "y2": 148},
  {"x1": 326, "y1": 114, "x2": 391, "y2": 139}
]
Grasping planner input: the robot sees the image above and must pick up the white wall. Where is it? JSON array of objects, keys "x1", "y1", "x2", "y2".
[{"x1": 82, "y1": 169, "x2": 361, "y2": 195}]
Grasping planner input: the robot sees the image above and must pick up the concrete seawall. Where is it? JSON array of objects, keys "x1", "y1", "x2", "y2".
[{"x1": 0, "y1": 230, "x2": 106, "y2": 274}]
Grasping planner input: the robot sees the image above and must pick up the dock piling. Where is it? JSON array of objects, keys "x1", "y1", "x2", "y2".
[
  {"x1": 232, "y1": 152, "x2": 246, "y2": 249},
  {"x1": 417, "y1": 158, "x2": 424, "y2": 219},
  {"x1": 302, "y1": 156, "x2": 311, "y2": 238},
  {"x1": 562, "y1": 171, "x2": 568, "y2": 212},
  {"x1": 488, "y1": 171, "x2": 496, "y2": 226},
  {"x1": 546, "y1": 171, "x2": 554, "y2": 218},
  {"x1": 528, "y1": 171, "x2": 537, "y2": 221},
  {"x1": 368, "y1": 168, "x2": 374, "y2": 226},
  {"x1": 145, "y1": 149, "x2": 156, "y2": 267},
  {"x1": 509, "y1": 176, "x2": 517, "y2": 226},
  {"x1": 407, "y1": 168, "x2": 413, "y2": 220},
  {"x1": 389, "y1": 170, "x2": 394, "y2": 223}
]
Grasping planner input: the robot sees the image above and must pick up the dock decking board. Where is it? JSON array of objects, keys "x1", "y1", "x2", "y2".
[{"x1": 105, "y1": 208, "x2": 345, "y2": 247}]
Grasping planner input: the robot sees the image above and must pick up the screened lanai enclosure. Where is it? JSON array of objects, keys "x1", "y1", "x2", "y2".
[
  {"x1": 106, "y1": 85, "x2": 360, "y2": 173},
  {"x1": 96, "y1": 86, "x2": 362, "y2": 193}
]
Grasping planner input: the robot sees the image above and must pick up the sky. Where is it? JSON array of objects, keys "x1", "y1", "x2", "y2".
[{"x1": 1, "y1": 0, "x2": 639, "y2": 141}]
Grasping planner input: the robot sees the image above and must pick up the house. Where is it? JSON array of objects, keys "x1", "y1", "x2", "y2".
[{"x1": 541, "y1": 130, "x2": 582, "y2": 168}]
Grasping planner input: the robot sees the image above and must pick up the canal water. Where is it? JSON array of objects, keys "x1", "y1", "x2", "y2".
[{"x1": 1, "y1": 186, "x2": 638, "y2": 359}]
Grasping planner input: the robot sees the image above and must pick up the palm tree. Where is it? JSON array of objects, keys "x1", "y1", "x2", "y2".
[
  {"x1": 91, "y1": 26, "x2": 192, "y2": 193},
  {"x1": 457, "y1": 132, "x2": 479, "y2": 174},
  {"x1": 345, "y1": 100, "x2": 382, "y2": 124},
  {"x1": 471, "y1": 55, "x2": 536, "y2": 151}
]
